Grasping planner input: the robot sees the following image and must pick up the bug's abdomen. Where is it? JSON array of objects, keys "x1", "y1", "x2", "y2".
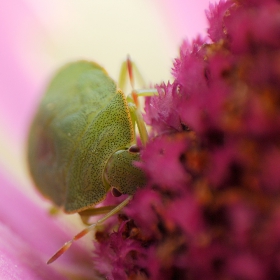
[
  {"x1": 27, "y1": 61, "x2": 135, "y2": 213},
  {"x1": 28, "y1": 61, "x2": 118, "y2": 209},
  {"x1": 28, "y1": 116, "x2": 66, "y2": 206}
]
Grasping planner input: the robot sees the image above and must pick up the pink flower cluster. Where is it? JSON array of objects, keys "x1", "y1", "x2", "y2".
[{"x1": 93, "y1": 0, "x2": 280, "y2": 279}]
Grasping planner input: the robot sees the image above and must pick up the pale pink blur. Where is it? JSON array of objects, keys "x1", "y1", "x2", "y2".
[{"x1": 156, "y1": 0, "x2": 218, "y2": 45}]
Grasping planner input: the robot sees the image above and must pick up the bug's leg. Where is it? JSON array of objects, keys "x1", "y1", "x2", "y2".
[
  {"x1": 128, "y1": 102, "x2": 149, "y2": 146},
  {"x1": 127, "y1": 86, "x2": 158, "y2": 146},
  {"x1": 119, "y1": 56, "x2": 158, "y2": 145},
  {"x1": 79, "y1": 205, "x2": 116, "y2": 225},
  {"x1": 48, "y1": 206, "x2": 59, "y2": 216},
  {"x1": 47, "y1": 195, "x2": 133, "y2": 264}
]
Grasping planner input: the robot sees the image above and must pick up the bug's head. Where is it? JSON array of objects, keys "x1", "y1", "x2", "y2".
[{"x1": 104, "y1": 146, "x2": 146, "y2": 196}]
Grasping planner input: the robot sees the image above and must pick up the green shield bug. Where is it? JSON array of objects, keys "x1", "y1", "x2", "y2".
[{"x1": 27, "y1": 58, "x2": 156, "y2": 263}]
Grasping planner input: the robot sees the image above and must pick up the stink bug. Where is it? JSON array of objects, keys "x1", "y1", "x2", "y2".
[{"x1": 27, "y1": 58, "x2": 156, "y2": 263}]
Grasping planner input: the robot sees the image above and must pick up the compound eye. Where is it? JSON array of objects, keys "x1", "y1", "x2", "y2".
[
  {"x1": 129, "y1": 145, "x2": 140, "y2": 154},
  {"x1": 111, "y1": 187, "x2": 122, "y2": 197}
]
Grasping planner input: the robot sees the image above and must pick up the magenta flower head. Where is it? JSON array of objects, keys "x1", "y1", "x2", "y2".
[{"x1": 93, "y1": 0, "x2": 280, "y2": 279}]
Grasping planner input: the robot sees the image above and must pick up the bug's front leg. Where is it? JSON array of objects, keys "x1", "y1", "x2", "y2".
[
  {"x1": 47, "y1": 195, "x2": 133, "y2": 264},
  {"x1": 127, "y1": 102, "x2": 149, "y2": 146}
]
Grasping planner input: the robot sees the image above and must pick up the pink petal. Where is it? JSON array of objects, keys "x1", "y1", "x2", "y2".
[
  {"x1": 0, "y1": 169, "x2": 96, "y2": 279},
  {"x1": 0, "y1": 0, "x2": 44, "y2": 145},
  {"x1": 0, "y1": 223, "x2": 67, "y2": 280}
]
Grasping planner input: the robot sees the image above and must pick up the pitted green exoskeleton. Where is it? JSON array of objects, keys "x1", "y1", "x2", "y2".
[{"x1": 27, "y1": 58, "x2": 157, "y2": 263}]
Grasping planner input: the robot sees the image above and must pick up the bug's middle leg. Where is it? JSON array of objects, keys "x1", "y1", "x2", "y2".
[{"x1": 78, "y1": 205, "x2": 116, "y2": 225}]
